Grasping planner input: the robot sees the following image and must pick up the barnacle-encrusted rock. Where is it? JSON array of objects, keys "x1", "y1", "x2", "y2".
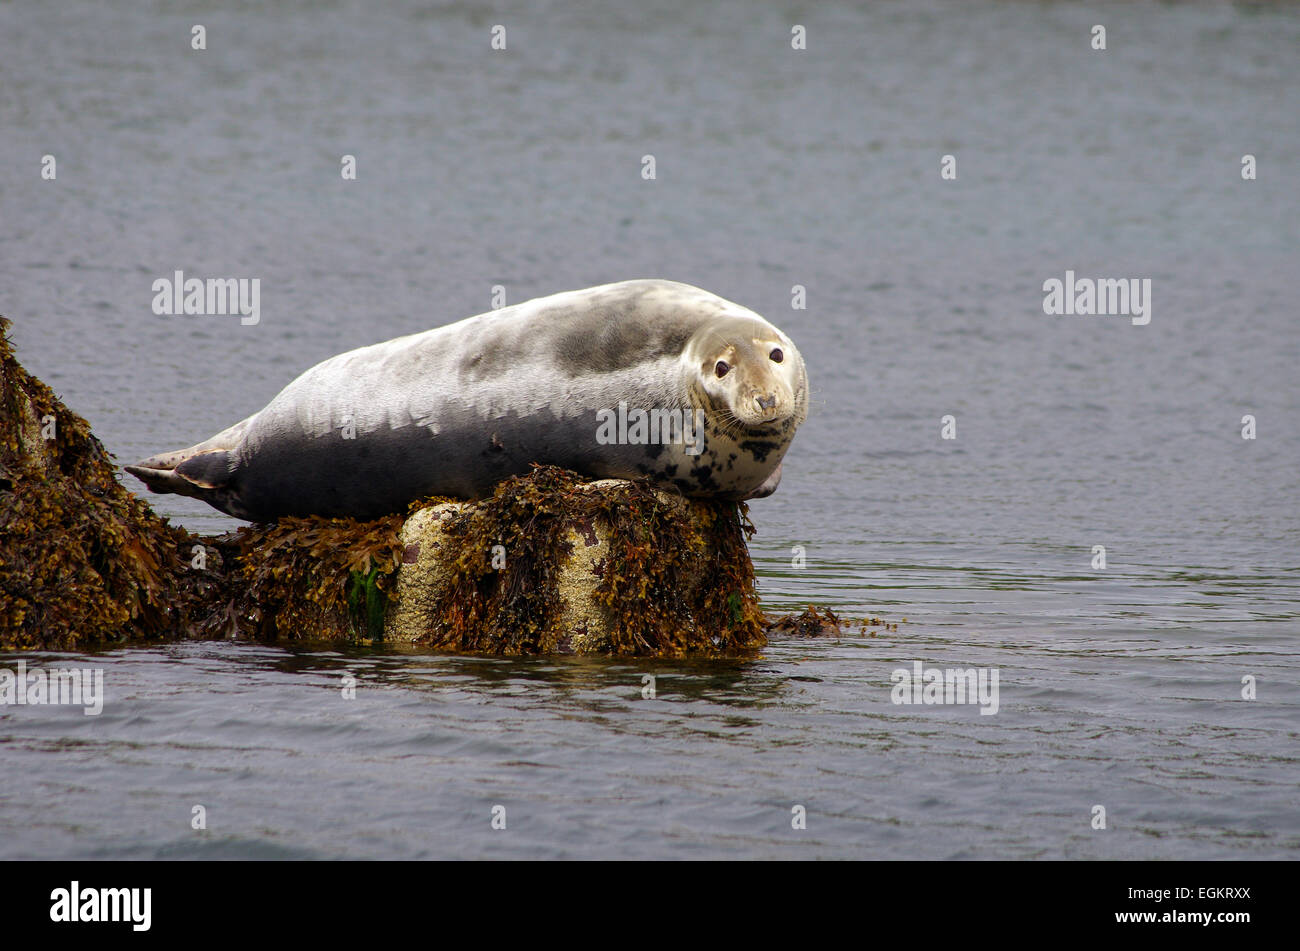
[{"x1": 387, "y1": 476, "x2": 765, "y2": 655}]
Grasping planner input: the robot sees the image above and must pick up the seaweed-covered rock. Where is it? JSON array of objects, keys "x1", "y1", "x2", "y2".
[
  {"x1": 0, "y1": 318, "x2": 211, "y2": 650},
  {"x1": 195, "y1": 514, "x2": 406, "y2": 642},
  {"x1": 388, "y1": 474, "x2": 766, "y2": 655},
  {"x1": 190, "y1": 468, "x2": 766, "y2": 654}
]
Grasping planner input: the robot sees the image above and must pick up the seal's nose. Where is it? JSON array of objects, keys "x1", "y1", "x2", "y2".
[{"x1": 756, "y1": 394, "x2": 776, "y2": 413}]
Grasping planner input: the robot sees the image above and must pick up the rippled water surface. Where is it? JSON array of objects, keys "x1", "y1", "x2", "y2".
[{"x1": 1, "y1": 0, "x2": 1297, "y2": 858}]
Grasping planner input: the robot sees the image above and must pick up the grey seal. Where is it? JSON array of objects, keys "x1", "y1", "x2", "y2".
[{"x1": 126, "y1": 279, "x2": 809, "y2": 521}]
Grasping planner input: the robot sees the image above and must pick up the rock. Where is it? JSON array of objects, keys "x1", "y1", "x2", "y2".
[
  {"x1": 385, "y1": 471, "x2": 766, "y2": 656},
  {"x1": 0, "y1": 317, "x2": 209, "y2": 650},
  {"x1": 382, "y1": 478, "x2": 759, "y2": 657},
  {"x1": 384, "y1": 502, "x2": 465, "y2": 643}
]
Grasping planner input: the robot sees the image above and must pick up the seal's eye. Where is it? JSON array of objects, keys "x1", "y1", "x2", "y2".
[
  {"x1": 770, "y1": 348, "x2": 784, "y2": 363},
  {"x1": 715, "y1": 361, "x2": 730, "y2": 378}
]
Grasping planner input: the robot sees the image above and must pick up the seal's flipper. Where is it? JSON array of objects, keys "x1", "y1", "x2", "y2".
[
  {"x1": 174, "y1": 450, "x2": 235, "y2": 490},
  {"x1": 125, "y1": 415, "x2": 251, "y2": 498},
  {"x1": 131, "y1": 449, "x2": 194, "y2": 471},
  {"x1": 125, "y1": 449, "x2": 233, "y2": 498},
  {"x1": 124, "y1": 463, "x2": 188, "y2": 496}
]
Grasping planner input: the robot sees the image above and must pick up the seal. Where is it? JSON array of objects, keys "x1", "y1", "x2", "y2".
[{"x1": 126, "y1": 279, "x2": 809, "y2": 521}]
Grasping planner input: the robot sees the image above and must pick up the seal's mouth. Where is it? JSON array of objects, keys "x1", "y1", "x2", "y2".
[
  {"x1": 730, "y1": 390, "x2": 786, "y2": 426},
  {"x1": 728, "y1": 409, "x2": 788, "y2": 431}
]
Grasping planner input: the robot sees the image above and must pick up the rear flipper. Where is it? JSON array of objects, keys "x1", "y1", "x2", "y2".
[
  {"x1": 123, "y1": 415, "x2": 251, "y2": 499},
  {"x1": 125, "y1": 449, "x2": 235, "y2": 500}
]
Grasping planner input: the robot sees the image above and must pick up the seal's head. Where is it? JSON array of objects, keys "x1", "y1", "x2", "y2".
[{"x1": 687, "y1": 315, "x2": 808, "y2": 429}]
